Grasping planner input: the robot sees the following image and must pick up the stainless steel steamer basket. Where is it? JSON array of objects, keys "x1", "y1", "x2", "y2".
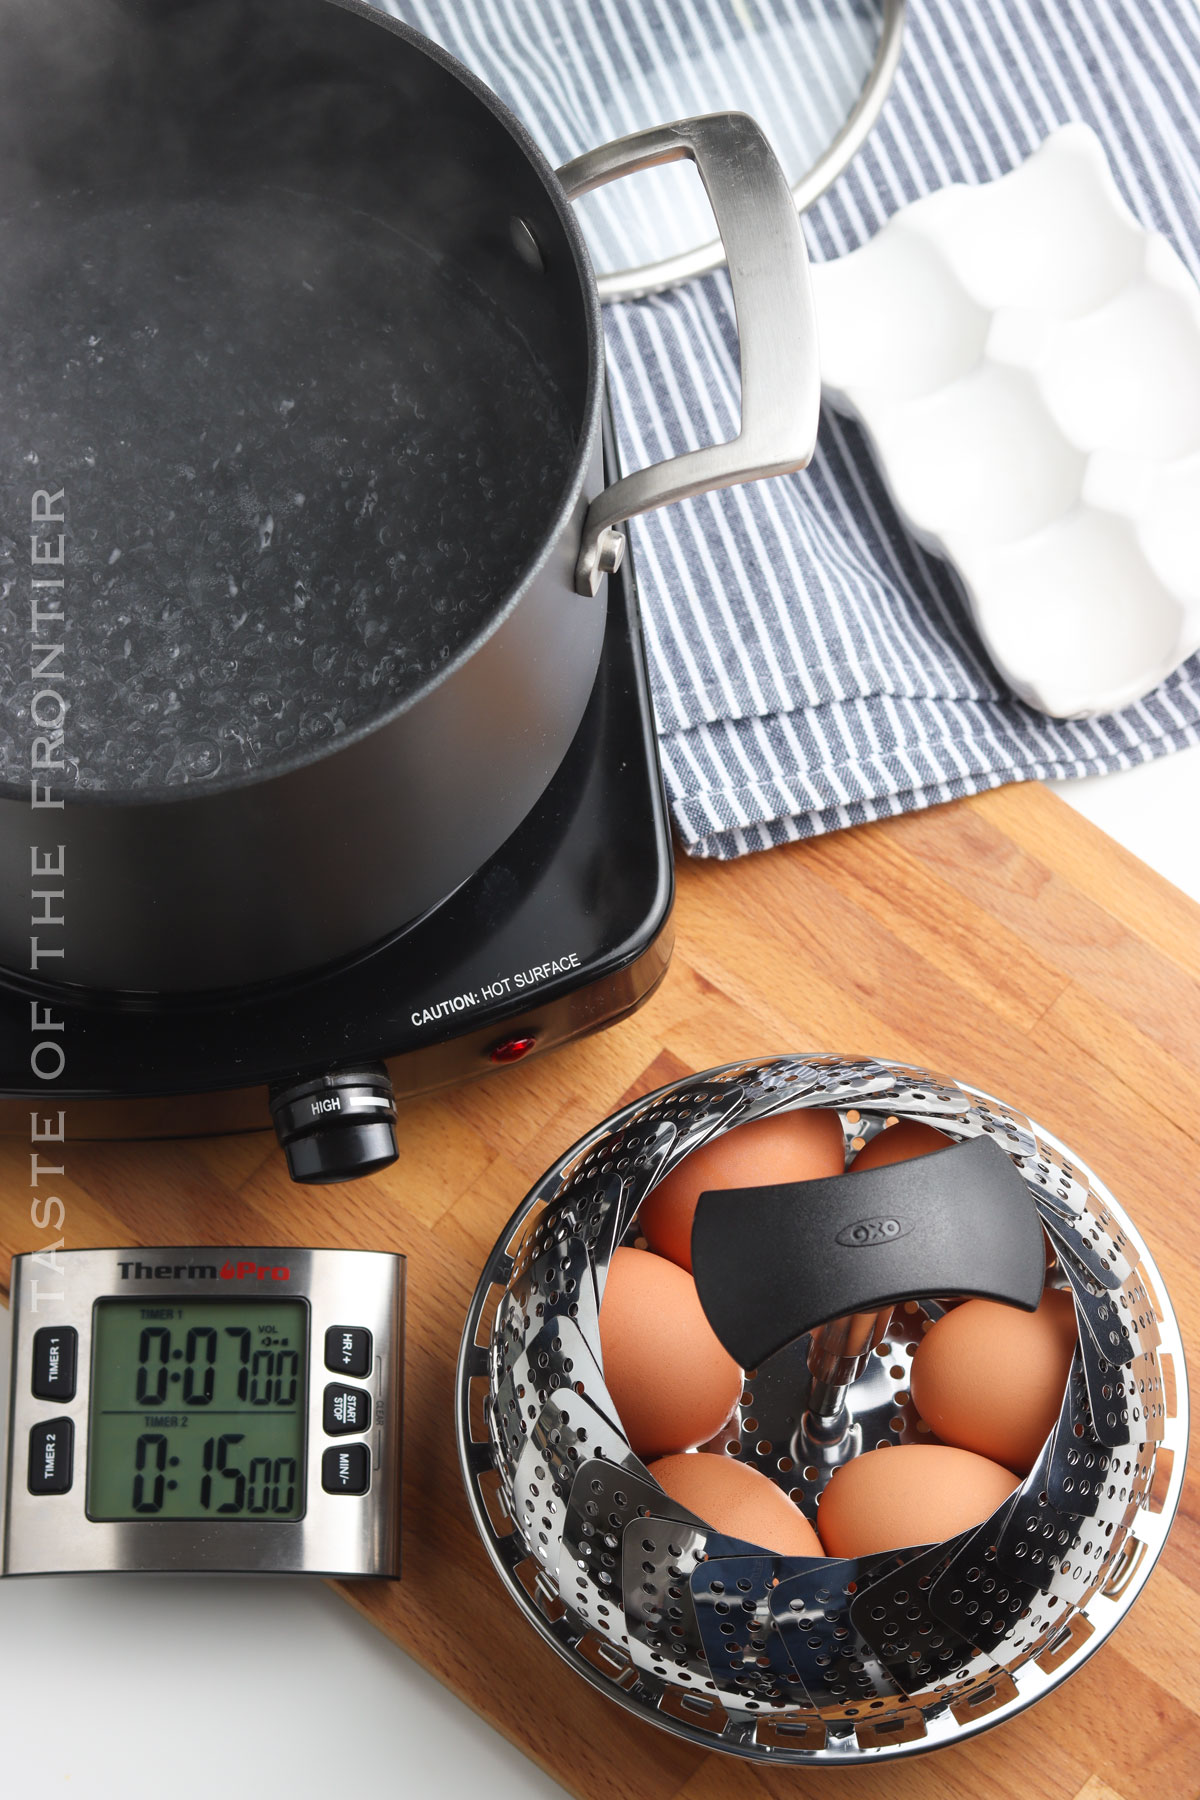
[{"x1": 455, "y1": 1055, "x2": 1188, "y2": 1765}]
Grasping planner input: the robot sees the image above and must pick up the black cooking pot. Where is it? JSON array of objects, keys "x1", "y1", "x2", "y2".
[{"x1": 0, "y1": 0, "x2": 818, "y2": 994}]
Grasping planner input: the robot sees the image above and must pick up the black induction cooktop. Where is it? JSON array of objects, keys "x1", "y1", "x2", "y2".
[{"x1": 0, "y1": 472, "x2": 675, "y2": 1177}]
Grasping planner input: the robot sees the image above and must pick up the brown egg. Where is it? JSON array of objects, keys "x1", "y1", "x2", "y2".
[
  {"x1": 639, "y1": 1108, "x2": 845, "y2": 1272},
  {"x1": 817, "y1": 1444, "x2": 1019, "y2": 1558},
  {"x1": 910, "y1": 1288, "x2": 1078, "y2": 1474},
  {"x1": 598, "y1": 1247, "x2": 743, "y2": 1460},
  {"x1": 850, "y1": 1119, "x2": 953, "y2": 1170},
  {"x1": 649, "y1": 1452, "x2": 823, "y2": 1557}
]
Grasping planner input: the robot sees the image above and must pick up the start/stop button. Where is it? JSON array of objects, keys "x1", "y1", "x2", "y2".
[{"x1": 323, "y1": 1384, "x2": 372, "y2": 1436}]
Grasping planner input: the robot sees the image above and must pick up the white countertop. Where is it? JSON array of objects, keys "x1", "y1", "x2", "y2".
[{"x1": 3, "y1": 752, "x2": 1197, "y2": 1800}]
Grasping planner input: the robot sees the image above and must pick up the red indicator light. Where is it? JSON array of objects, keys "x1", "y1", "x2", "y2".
[{"x1": 489, "y1": 1035, "x2": 537, "y2": 1064}]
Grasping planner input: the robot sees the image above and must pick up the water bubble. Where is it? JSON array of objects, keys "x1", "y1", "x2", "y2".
[{"x1": 171, "y1": 739, "x2": 221, "y2": 780}]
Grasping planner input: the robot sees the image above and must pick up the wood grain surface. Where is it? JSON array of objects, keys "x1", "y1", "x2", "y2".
[{"x1": 2, "y1": 781, "x2": 1197, "y2": 1800}]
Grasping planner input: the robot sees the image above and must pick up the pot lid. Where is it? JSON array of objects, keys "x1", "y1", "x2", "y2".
[{"x1": 378, "y1": 0, "x2": 905, "y2": 299}]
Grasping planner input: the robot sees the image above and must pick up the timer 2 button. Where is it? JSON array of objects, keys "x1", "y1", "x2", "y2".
[{"x1": 28, "y1": 1418, "x2": 74, "y2": 1494}]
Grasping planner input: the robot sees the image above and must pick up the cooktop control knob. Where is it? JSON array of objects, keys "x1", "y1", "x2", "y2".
[{"x1": 269, "y1": 1062, "x2": 399, "y2": 1185}]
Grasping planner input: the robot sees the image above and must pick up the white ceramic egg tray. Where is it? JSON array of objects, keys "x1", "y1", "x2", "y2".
[{"x1": 809, "y1": 125, "x2": 1200, "y2": 718}]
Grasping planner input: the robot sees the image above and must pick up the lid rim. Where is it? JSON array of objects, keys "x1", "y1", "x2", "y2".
[{"x1": 590, "y1": 0, "x2": 908, "y2": 302}]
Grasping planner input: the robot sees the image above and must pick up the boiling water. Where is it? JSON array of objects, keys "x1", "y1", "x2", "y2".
[{"x1": 0, "y1": 188, "x2": 577, "y2": 791}]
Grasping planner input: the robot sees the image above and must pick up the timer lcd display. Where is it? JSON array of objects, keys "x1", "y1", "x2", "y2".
[{"x1": 86, "y1": 1299, "x2": 308, "y2": 1522}]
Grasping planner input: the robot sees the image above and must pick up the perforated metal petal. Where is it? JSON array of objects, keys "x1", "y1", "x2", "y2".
[
  {"x1": 557, "y1": 1455, "x2": 697, "y2": 1657},
  {"x1": 848, "y1": 1537, "x2": 982, "y2": 1697},
  {"x1": 768, "y1": 1554, "x2": 908, "y2": 1710},
  {"x1": 1055, "y1": 1244, "x2": 1137, "y2": 1367},
  {"x1": 490, "y1": 1309, "x2": 618, "y2": 1499},
  {"x1": 1045, "y1": 1348, "x2": 1110, "y2": 1518},
  {"x1": 621, "y1": 1513, "x2": 710, "y2": 1681},
  {"x1": 692, "y1": 1549, "x2": 808, "y2": 1707},
  {"x1": 511, "y1": 1389, "x2": 644, "y2": 1576},
  {"x1": 503, "y1": 1220, "x2": 601, "y2": 1353},
  {"x1": 1076, "y1": 1312, "x2": 1165, "y2": 1448},
  {"x1": 924, "y1": 1488, "x2": 1036, "y2": 1656}
]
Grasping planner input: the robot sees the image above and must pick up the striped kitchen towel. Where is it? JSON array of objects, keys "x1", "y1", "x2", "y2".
[{"x1": 381, "y1": 0, "x2": 1200, "y2": 857}]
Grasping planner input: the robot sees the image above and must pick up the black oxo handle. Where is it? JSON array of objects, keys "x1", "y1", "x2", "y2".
[{"x1": 690, "y1": 1134, "x2": 1045, "y2": 1370}]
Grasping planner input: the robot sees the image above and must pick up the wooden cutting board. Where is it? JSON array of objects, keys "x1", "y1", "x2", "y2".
[{"x1": 2, "y1": 780, "x2": 1197, "y2": 1800}]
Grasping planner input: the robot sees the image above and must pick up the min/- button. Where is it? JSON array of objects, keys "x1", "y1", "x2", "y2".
[
  {"x1": 322, "y1": 1443, "x2": 371, "y2": 1495},
  {"x1": 32, "y1": 1326, "x2": 78, "y2": 1401},
  {"x1": 28, "y1": 1418, "x2": 74, "y2": 1494},
  {"x1": 323, "y1": 1383, "x2": 372, "y2": 1436},
  {"x1": 324, "y1": 1325, "x2": 372, "y2": 1379}
]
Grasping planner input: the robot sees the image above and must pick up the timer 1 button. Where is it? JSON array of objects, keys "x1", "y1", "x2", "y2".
[
  {"x1": 32, "y1": 1325, "x2": 78, "y2": 1401},
  {"x1": 322, "y1": 1443, "x2": 371, "y2": 1495},
  {"x1": 325, "y1": 1325, "x2": 372, "y2": 1379},
  {"x1": 324, "y1": 1383, "x2": 372, "y2": 1436},
  {"x1": 28, "y1": 1417, "x2": 74, "y2": 1494}
]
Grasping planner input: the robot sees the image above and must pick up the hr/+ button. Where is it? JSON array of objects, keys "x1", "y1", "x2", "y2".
[{"x1": 324, "y1": 1325, "x2": 372, "y2": 1379}]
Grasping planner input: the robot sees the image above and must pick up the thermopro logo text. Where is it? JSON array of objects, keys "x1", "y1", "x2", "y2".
[{"x1": 116, "y1": 1259, "x2": 293, "y2": 1281}]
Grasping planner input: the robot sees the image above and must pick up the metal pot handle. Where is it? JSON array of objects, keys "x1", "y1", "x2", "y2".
[{"x1": 558, "y1": 112, "x2": 820, "y2": 597}]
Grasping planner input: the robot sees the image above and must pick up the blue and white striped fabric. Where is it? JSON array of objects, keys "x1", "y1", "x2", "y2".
[{"x1": 381, "y1": 0, "x2": 1200, "y2": 858}]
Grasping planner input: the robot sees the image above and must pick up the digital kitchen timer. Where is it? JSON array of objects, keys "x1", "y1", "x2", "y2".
[{"x1": 2, "y1": 1248, "x2": 404, "y2": 1577}]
